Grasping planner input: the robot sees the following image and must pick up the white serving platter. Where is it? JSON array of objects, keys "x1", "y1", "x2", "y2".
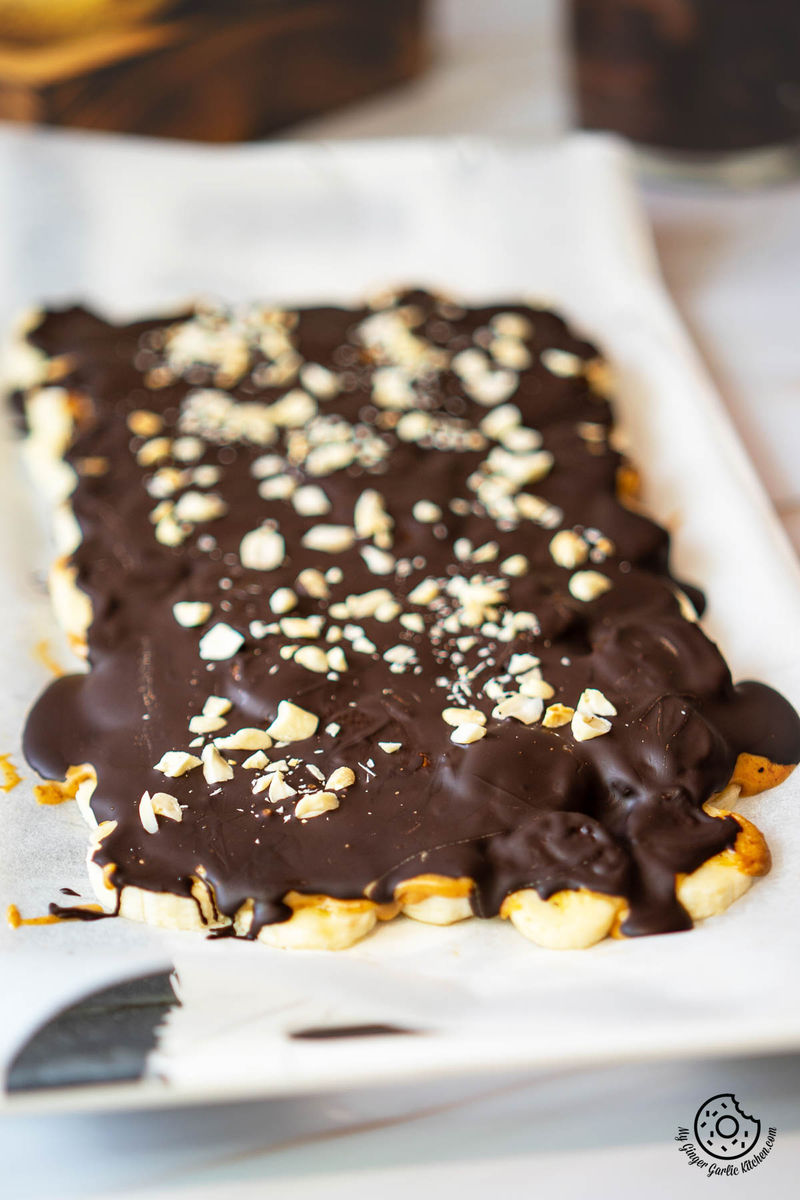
[{"x1": 1, "y1": 129, "x2": 799, "y2": 1115}]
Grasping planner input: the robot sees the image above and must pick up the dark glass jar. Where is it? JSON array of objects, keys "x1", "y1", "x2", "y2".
[{"x1": 571, "y1": 0, "x2": 800, "y2": 183}]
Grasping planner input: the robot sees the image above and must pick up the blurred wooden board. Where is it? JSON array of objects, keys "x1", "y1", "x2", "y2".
[{"x1": 0, "y1": 0, "x2": 429, "y2": 141}]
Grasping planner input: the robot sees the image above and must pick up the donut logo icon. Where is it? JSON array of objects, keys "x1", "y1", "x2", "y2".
[{"x1": 694, "y1": 1094, "x2": 761, "y2": 1160}]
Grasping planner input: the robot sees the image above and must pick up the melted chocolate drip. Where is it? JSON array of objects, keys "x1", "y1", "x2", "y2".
[
  {"x1": 20, "y1": 292, "x2": 800, "y2": 939},
  {"x1": 46, "y1": 903, "x2": 112, "y2": 922}
]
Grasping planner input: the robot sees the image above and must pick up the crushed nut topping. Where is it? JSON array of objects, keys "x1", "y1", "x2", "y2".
[
  {"x1": 541, "y1": 347, "x2": 582, "y2": 377},
  {"x1": 294, "y1": 645, "x2": 330, "y2": 674},
  {"x1": 267, "y1": 700, "x2": 319, "y2": 742},
  {"x1": 442, "y1": 707, "x2": 486, "y2": 727},
  {"x1": 127, "y1": 409, "x2": 163, "y2": 437},
  {"x1": 568, "y1": 571, "x2": 613, "y2": 602},
  {"x1": 268, "y1": 771, "x2": 297, "y2": 802},
  {"x1": 301, "y1": 524, "x2": 355, "y2": 554},
  {"x1": 136, "y1": 437, "x2": 171, "y2": 467},
  {"x1": 500, "y1": 554, "x2": 528, "y2": 577},
  {"x1": 189, "y1": 713, "x2": 227, "y2": 734},
  {"x1": 138, "y1": 790, "x2": 158, "y2": 834},
  {"x1": 549, "y1": 529, "x2": 588, "y2": 570},
  {"x1": 571, "y1": 711, "x2": 612, "y2": 742},
  {"x1": 450, "y1": 722, "x2": 487, "y2": 745},
  {"x1": 292, "y1": 571, "x2": 325, "y2": 602},
  {"x1": 198, "y1": 622, "x2": 245, "y2": 661},
  {"x1": 242, "y1": 750, "x2": 270, "y2": 770},
  {"x1": 214, "y1": 728, "x2": 272, "y2": 751},
  {"x1": 240, "y1": 526, "x2": 285, "y2": 571},
  {"x1": 326, "y1": 766, "x2": 356, "y2": 790},
  {"x1": 542, "y1": 703, "x2": 575, "y2": 729},
  {"x1": 155, "y1": 751, "x2": 202, "y2": 777},
  {"x1": 492, "y1": 694, "x2": 544, "y2": 725},
  {"x1": 269, "y1": 587, "x2": 297, "y2": 614},
  {"x1": 173, "y1": 490, "x2": 227, "y2": 523},
  {"x1": 412, "y1": 500, "x2": 442, "y2": 523},
  {"x1": 151, "y1": 792, "x2": 182, "y2": 822},
  {"x1": 295, "y1": 791, "x2": 339, "y2": 820},
  {"x1": 173, "y1": 601, "x2": 212, "y2": 628},
  {"x1": 293, "y1": 485, "x2": 331, "y2": 516},
  {"x1": 353, "y1": 489, "x2": 393, "y2": 542},
  {"x1": 300, "y1": 362, "x2": 340, "y2": 399},
  {"x1": 201, "y1": 743, "x2": 235, "y2": 783},
  {"x1": 408, "y1": 578, "x2": 440, "y2": 606},
  {"x1": 577, "y1": 688, "x2": 617, "y2": 718}
]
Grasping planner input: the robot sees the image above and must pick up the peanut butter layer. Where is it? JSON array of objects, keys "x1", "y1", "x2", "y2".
[{"x1": 19, "y1": 290, "x2": 800, "y2": 939}]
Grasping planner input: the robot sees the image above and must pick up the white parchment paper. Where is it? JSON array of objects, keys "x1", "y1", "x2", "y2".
[{"x1": 1, "y1": 129, "x2": 798, "y2": 1107}]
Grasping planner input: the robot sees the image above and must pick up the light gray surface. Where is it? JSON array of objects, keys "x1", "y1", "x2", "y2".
[
  {"x1": 647, "y1": 185, "x2": 800, "y2": 539},
  {"x1": 2, "y1": 1054, "x2": 799, "y2": 1199}
]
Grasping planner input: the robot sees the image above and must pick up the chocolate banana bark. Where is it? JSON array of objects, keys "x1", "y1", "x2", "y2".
[{"x1": 16, "y1": 291, "x2": 800, "y2": 948}]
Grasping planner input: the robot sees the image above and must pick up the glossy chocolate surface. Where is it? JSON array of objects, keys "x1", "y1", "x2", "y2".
[{"x1": 21, "y1": 291, "x2": 800, "y2": 937}]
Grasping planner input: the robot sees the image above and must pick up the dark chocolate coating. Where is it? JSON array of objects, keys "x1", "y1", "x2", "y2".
[{"x1": 19, "y1": 292, "x2": 800, "y2": 939}]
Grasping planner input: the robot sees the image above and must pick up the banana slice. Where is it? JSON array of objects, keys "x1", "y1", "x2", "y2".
[
  {"x1": 501, "y1": 887, "x2": 624, "y2": 950},
  {"x1": 394, "y1": 874, "x2": 474, "y2": 925},
  {"x1": 236, "y1": 892, "x2": 385, "y2": 951},
  {"x1": 48, "y1": 556, "x2": 92, "y2": 658},
  {"x1": 731, "y1": 751, "x2": 796, "y2": 797},
  {"x1": 678, "y1": 793, "x2": 771, "y2": 923},
  {"x1": 34, "y1": 762, "x2": 782, "y2": 950}
]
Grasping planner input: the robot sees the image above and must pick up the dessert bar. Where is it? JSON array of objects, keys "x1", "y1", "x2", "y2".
[{"x1": 13, "y1": 290, "x2": 800, "y2": 949}]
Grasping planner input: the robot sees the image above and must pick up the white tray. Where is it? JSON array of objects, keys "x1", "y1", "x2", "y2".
[{"x1": 1, "y1": 129, "x2": 799, "y2": 1114}]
